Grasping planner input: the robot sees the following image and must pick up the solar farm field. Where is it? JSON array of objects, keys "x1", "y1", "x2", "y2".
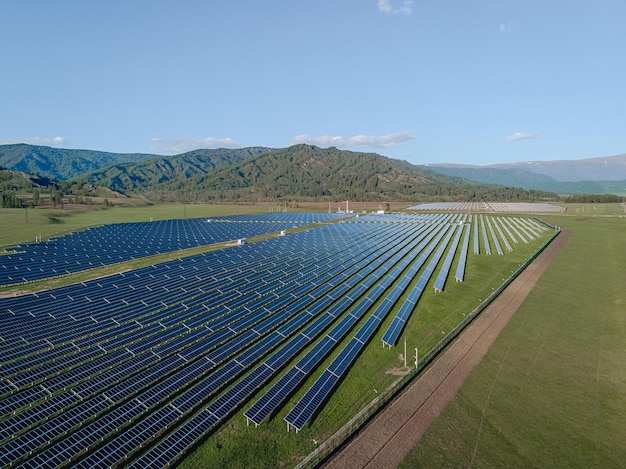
[
  {"x1": 401, "y1": 206, "x2": 626, "y2": 468},
  {"x1": 0, "y1": 204, "x2": 273, "y2": 254},
  {"x1": 0, "y1": 212, "x2": 556, "y2": 468},
  {"x1": 0, "y1": 213, "x2": 347, "y2": 286}
]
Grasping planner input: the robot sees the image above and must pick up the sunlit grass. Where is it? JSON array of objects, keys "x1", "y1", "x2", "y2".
[{"x1": 401, "y1": 210, "x2": 626, "y2": 468}]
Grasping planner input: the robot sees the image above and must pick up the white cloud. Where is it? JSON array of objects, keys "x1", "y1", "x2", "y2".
[
  {"x1": 499, "y1": 22, "x2": 513, "y2": 33},
  {"x1": 150, "y1": 136, "x2": 244, "y2": 154},
  {"x1": 378, "y1": 0, "x2": 414, "y2": 15},
  {"x1": 291, "y1": 131, "x2": 416, "y2": 149},
  {"x1": 2, "y1": 136, "x2": 69, "y2": 147},
  {"x1": 506, "y1": 132, "x2": 538, "y2": 142}
]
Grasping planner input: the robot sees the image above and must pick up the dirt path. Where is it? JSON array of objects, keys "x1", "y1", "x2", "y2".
[{"x1": 322, "y1": 230, "x2": 569, "y2": 469}]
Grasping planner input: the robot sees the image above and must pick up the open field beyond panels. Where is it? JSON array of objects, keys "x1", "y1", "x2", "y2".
[
  {"x1": 0, "y1": 205, "x2": 557, "y2": 468},
  {"x1": 402, "y1": 205, "x2": 626, "y2": 468}
]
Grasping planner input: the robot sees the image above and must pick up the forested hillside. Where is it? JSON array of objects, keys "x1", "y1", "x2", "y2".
[
  {"x1": 76, "y1": 145, "x2": 556, "y2": 203},
  {"x1": 0, "y1": 144, "x2": 562, "y2": 206},
  {"x1": 0, "y1": 168, "x2": 58, "y2": 207},
  {"x1": 77, "y1": 147, "x2": 273, "y2": 194},
  {"x1": 0, "y1": 144, "x2": 156, "y2": 180}
]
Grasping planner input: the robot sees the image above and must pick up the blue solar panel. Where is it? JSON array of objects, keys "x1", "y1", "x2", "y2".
[
  {"x1": 455, "y1": 224, "x2": 471, "y2": 282},
  {"x1": 284, "y1": 370, "x2": 337, "y2": 431},
  {"x1": 434, "y1": 224, "x2": 462, "y2": 292}
]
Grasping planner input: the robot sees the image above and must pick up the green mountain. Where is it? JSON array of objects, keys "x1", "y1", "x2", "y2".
[
  {"x1": 4, "y1": 143, "x2": 625, "y2": 196},
  {"x1": 75, "y1": 144, "x2": 555, "y2": 202},
  {"x1": 78, "y1": 147, "x2": 273, "y2": 194},
  {"x1": 0, "y1": 144, "x2": 156, "y2": 181},
  {"x1": 0, "y1": 143, "x2": 561, "y2": 203}
]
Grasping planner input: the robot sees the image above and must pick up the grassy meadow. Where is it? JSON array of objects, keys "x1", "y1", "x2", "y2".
[{"x1": 401, "y1": 205, "x2": 626, "y2": 468}]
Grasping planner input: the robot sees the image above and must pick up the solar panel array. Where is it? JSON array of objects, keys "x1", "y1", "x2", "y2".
[
  {"x1": 0, "y1": 213, "x2": 346, "y2": 286},
  {"x1": 246, "y1": 220, "x2": 443, "y2": 429},
  {"x1": 408, "y1": 201, "x2": 564, "y2": 212},
  {"x1": 0, "y1": 212, "x2": 549, "y2": 465}
]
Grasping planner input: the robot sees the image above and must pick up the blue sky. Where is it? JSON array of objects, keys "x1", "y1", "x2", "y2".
[{"x1": 1, "y1": 1, "x2": 624, "y2": 165}]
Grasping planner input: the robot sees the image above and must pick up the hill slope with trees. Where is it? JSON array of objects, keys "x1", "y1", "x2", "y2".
[
  {"x1": 0, "y1": 144, "x2": 156, "y2": 181},
  {"x1": 75, "y1": 144, "x2": 556, "y2": 203},
  {"x1": 0, "y1": 144, "x2": 564, "y2": 206},
  {"x1": 76, "y1": 147, "x2": 273, "y2": 195}
]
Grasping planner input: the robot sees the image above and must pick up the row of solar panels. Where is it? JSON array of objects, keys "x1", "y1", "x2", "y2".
[
  {"x1": 408, "y1": 202, "x2": 563, "y2": 212},
  {"x1": 246, "y1": 219, "x2": 448, "y2": 429},
  {"x1": 276, "y1": 215, "x2": 548, "y2": 432},
  {"x1": 282, "y1": 220, "x2": 460, "y2": 431},
  {"x1": 0, "y1": 213, "x2": 347, "y2": 286},
  {"x1": 0, "y1": 213, "x2": 548, "y2": 467}
]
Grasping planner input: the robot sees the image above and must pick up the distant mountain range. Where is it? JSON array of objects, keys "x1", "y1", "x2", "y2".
[
  {"x1": 421, "y1": 154, "x2": 626, "y2": 194},
  {"x1": 1, "y1": 143, "x2": 624, "y2": 200},
  {"x1": 73, "y1": 144, "x2": 540, "y2": 202},
  {"x1": 0, "y1": 143, "x2": 560, "y2": 203}
]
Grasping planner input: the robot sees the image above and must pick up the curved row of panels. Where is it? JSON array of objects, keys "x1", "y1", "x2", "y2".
[{"x1": 0, "y1": 213, "x2": 549, "y2": 467}]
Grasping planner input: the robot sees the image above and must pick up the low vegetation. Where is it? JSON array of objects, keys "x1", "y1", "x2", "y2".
[{"x1": 401, "y1": 204, "x2": 626, "y2": 468}]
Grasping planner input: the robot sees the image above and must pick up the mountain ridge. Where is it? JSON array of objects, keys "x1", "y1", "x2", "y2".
[
  {"x1": 2, "y1": 143, "x2": 623, "y2": 199},
  {"x1": 73, "y1": 144, "x2": 454, "y2": 201},
  {"x1": 72, "y1": 144, "x2": 555, "y2": 202},
  {"x1": 0, "y1": 143, "x2": 157, "y2": 181},
  {"x1": 422, "y1": 153, "x2": 626, "y2": 194}
]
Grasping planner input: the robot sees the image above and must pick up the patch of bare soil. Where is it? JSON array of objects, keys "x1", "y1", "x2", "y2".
[
  {"x1": 321, "y1": 230, "x2": 569, "y2": 469},
  {"x1": 385, "y1": 367, "x2": 412, "y2": 376}
]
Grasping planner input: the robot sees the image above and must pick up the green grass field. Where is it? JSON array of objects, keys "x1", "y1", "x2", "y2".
[{"x1": 401, "y1": 206, "x2": 626, "y2": 468}]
